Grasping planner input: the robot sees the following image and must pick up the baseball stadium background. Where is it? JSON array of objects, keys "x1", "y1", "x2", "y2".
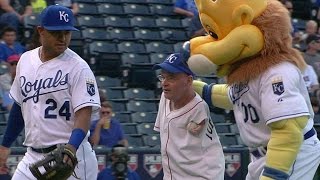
[{"x1": 1, "y1": 0, "x2": 320, "y2": 179}]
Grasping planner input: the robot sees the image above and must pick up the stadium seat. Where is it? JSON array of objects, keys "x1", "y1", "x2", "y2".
[
  {"x1": 314, "y1": 114, "x2": 320, "y2": 124},
  {"x1": 113, "y1": 112, "x2": 132, "y2": 123},
  {"x1": 77, "y1": 16, "x2": 105, "y2": 28},
  {"x1": 230, "y1": 124, "x2": 240, "y2": 134},
  {"x1": 81, "y1": 28, "x2": 109, "y2": 41},
  {"x1": 236, "y1": 135, "x2": 246, "y2": 146},
  {"x1": 108, "y1": 28, "x2": 135, "y2": 41},
  {"x1": 0, "y1": 63, "x2": 9, "y2": 75},
  {"x1": 210, "y1": 112, "x2": 226, "y2": 123},
  {"x1": 149, "y1": 53, "x2": 168, "y2": 64},
  {"x1": 180, "y1": 18, "x2": 192, "y2": 28},
  {"x1": 121, "y1": 123, "x2": 138, "y2": 134},
  {"x1": 97, "y1": 3, "x2": 124, "y2": 15},
  {"x1": 126, "y1": 100, "x2": 158, "y2": 112},
  {"x1": 155, "y1": 17, "x2": 183, "y2": 28},
  {"x1": 23, "y1": 14, "x2": 40, "y2": 29},
  {"x1": 121, "y1": 53, "x2": 150, "y2": 67},
  {"x1": 78, "y1": 3, "x2": 99, "y2": 15},
  {"x1": 219, "y1": 135, "x2": 238, "y2": 147},
  {"x1": 149, "y1": 4, "x2": 175, "y2": 16},
  {"x1": 173, "y1": 41, "x2": 185, "y2": 52},
  {"x1": 137, "y1": 123, "x2": 156, "y2": 135},
  {"x1": 0, "y1": 112, "x2": 6, "y2": 124},
  {"x1": 127, "y1": 135, "x2": 144, "y2": 147},
  {"x1": 160, "y1": 29, "x2": 189, "y2": 41},
  {"x1": 215, "y1": 123, "x2": 232, "y2": 134},
  {"x1": 104, "y1": 16, "x2": 131, "y2": 28},
  {"x1": 146, "y1": 0, "x2": 173, "y2": 5},
  {"x1": 109, "y1": 99, "x2": 128, "y2": 112},
  {"x1": 123, "y1": 4, "x2": 151, "y2": 15},
  {"x1": 0, "y1": 125, "x2": 6, "y2": 135},
  {"x1": 123, "y1": 88, "x2": 155, "y2": 100},
  {"x1": 102, "y1": 87, "x2": 125, "y2": 99},
  {"x1": 120, "y1": 0, "x2": 146, "y2": 3},
  {"x1": 143, "y1": 134, "x2": 160, "y2": 147},
  {"x1": 13, "y1": 135, "x2": 24, "y2": 147},
  {"x1": 130, "y1": 16, "x2": 157, "y2": 29},
  {"x1": 131, "y1": 112, "x2": 157, "y2": 123},
  {"x1": 134, "y1": 29, "x2": 162, "y2": 41},
  {"x1": 145, "y1": 42, "x2": 173, "y2": 53},
  {"x1": 88, "y1": 41, "x2": 118, "y2": 55},
  {"x1": 117, "y1": 42, "x2": 146, "y2": 53},
  {"x1": 123, "y1": 64, "x2": 157, "y2": 89},
  {"x1": 95, "y1": 76, "x2": 122, "y2": 88}
]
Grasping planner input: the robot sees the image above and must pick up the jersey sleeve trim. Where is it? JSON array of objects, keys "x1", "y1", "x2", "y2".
[
  {"x1": 154, "y1": 126, "x2": 160, "y2": 132},
  {"x1": 266, "y1": 112, "x2": 309, "y2": 124},
  {"x1": 74, "y1": 102, "x2": 101, "y2": 112}
]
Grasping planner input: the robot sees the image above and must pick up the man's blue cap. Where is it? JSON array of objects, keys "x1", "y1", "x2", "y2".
[
  {"x1": 40, "y1": 5, "x2": 79, "y2": 31},
  {"x1": 153, "y1": 53, "x2": 195, "y2": 76}
]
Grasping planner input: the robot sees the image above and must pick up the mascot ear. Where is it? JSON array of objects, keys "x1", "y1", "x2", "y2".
[{"x1": 232, "y1": 5, "x2": 254, "y2": 26}]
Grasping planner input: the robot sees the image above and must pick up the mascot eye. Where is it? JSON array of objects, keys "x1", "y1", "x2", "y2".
[
  {"x1": 209, "y1": 30, "x2": 218, "y2": 40},
  {"x1": 212, "y1": 0, "x2": 217, "y2": 2}
]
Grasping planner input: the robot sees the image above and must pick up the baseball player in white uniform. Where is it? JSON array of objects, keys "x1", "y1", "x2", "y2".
[
  {"x1": 302, "y1": 65, "x2": 319, "y2": 93},
  {"x1": 195, "y1": 61, "x2": 320, "y2": 179},
  {"x1": 0, "y1": 5, "x2": 100, "y2": 180},
  {"x1": 153, "y1": 53, "x2": 225, "y2": 180}
]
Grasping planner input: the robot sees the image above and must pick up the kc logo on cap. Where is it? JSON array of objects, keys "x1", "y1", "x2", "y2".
[
  {"x1": 166, "y1": 54, "x2": 178, "y2": 63},
  {"x1": 59, "y1": 11, "x2": 69, "y2": 22}
]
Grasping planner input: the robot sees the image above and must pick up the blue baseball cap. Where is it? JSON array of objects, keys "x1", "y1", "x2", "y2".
[
  {"x1": 153, "y1": 53, "x2": 195, "y2": 76},
  {"x1": 40, "y1": 5, "x2": 79, "y2": 31}
]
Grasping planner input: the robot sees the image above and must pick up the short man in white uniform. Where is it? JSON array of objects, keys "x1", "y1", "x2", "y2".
[
  {"x1": 0, "y1": 5, "x2": 100, "y2": 180},
  {"x1": 153, "y1": 53, "x2": 225, "y2": 180}
]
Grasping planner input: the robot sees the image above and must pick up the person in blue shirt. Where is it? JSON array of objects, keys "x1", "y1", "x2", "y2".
[
  {"x1": 0, "y1": 26, "x2": 26, "y2": 62},
  {"x1": 97, "y1": 144, "x2": 141, "y2": 180},
  {"x1": 173, "y1": 0, "x2": 205, "y2": 38},
  {"x1": 89, "y1": 101, "x2": 128, "y2": 148}
]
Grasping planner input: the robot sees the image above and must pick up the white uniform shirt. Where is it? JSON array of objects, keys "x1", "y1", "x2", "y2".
[
  {"x1": 229, "y1": 62, "x2": 314, "y2": 147},
  {"x1": 10, "y1": 47, "x2": 101, "y2": 148},
  {"x1": 154, "y1": 93, "x2": 225, "y2": 180},
  {"x1": 302, "y1": 65, "x2": 319, "y2": 92}
]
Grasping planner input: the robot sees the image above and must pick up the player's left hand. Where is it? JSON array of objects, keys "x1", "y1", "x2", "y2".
[{"x1": 63, "y1": 144, "x2": 77, "y2": 167}]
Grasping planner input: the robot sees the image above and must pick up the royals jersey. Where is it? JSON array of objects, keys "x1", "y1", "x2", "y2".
[
  {"x1": 154, "y1": 93, "x2": 225, "y2": 180},
  {"x1": 10, "y1": 47, "x2": 101, "y2": 148},
  {"x1": 229, "y1": 62, "x2": 314, "y2": 147}
]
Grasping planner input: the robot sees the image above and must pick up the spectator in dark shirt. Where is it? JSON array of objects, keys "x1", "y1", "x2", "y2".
[
  {"x1": 174, "y1": 0, "x2": 205, "y2": 38},
  {"x1": 0, "y1": 26, "x2": 26, "y2": 62},
  {"x1": 0, "y1": 0, "x2": 32, "y2": 30},
  {"x1": 90, "y1": 101, "x2": 128, "y2": 148}
]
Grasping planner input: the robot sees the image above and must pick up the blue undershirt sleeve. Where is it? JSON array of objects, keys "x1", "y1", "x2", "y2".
[{"x1": 1, "y1": 102, "x2": 24, "y2": 148}]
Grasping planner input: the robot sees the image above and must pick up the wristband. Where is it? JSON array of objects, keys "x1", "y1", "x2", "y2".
[{"x1": 68, "y1": 128, "x2": 86, "y2": 150}]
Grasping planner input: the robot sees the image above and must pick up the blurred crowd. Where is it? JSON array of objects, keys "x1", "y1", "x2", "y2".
[{"x1": 1, "y1": 0, "x2": 320, "y2": 123}]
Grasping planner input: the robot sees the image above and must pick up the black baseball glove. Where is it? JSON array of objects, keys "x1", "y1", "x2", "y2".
[{"x1": 29, "y1": 145, "x2": 78, "y2": 180}]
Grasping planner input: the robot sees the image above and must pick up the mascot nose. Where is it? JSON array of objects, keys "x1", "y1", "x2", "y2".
[{"x1": 180, "y1": 41, "x2": 191, "y2": 63}]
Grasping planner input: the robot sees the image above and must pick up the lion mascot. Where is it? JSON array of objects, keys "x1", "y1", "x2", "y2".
[{"x1": 183, "y1": 0, "x2": 320, "y2": 179}]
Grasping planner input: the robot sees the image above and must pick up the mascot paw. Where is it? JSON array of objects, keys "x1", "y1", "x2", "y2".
[{"x1": 188, "y1": 54, "x2": 218, "y2": 75}]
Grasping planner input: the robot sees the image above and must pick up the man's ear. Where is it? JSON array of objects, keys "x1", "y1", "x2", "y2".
[{"x1": 188, "y1": 75, "x2": 194, "y2": 85}]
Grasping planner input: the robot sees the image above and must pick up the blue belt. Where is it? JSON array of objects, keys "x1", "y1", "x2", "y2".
[{"x1": 251, "y1": 128, "x2": 316, "y2": 158}]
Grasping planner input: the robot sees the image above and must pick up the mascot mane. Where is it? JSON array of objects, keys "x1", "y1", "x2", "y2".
[{"x1": 227, "y1": 0, "x2": 306, "y2": 84}]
